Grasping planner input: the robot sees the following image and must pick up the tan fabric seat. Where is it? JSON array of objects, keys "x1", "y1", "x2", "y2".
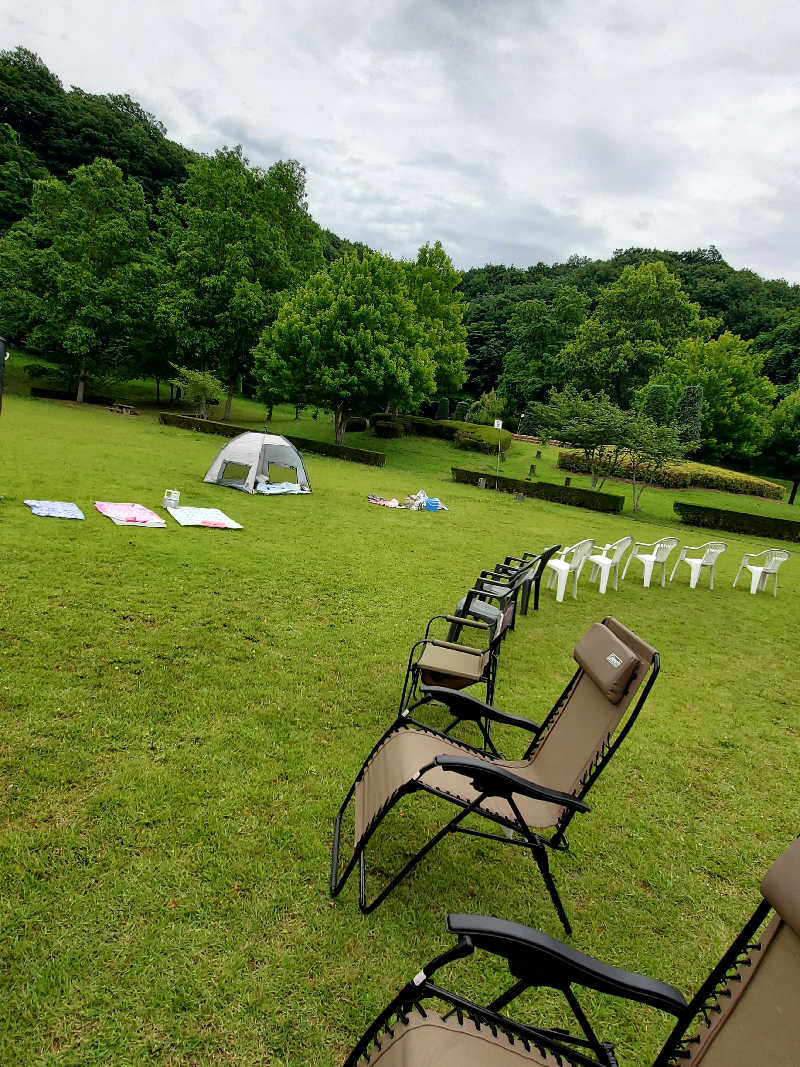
[
  {"x1": 681, "y1": 837, "x2": 800, "y2": 1066},
  {"x1": 360, "y1": 1012, "x2": 562, "y2": 1065},
  {"x1": 416, "y1": 642, "x2": 488, "y2": 687}
]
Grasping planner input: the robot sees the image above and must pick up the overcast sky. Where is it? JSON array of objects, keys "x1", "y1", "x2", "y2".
[{"x1": 4, "y1": 0, "x2": 800, "y2": 280}]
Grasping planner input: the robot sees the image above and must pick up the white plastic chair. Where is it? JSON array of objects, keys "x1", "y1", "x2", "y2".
[
  {"x1": 587, "y1": 536, "x2": 634, "y2": 594},
  {"x1": 732, "y1": 548, "x2": 790, "y2": 596},
  {"x1": 621, "y1": 536, "x2": 680, "y2": 588},
  {"x1": 545, "y1": 538, "x2": 595, "y2": 602},
  {"x1": 669, "y1": 541, "x2": 727, "y2": 590}
]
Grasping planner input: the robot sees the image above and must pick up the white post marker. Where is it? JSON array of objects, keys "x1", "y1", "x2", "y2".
[{"x1": 494, "y1": 419, "x2": 503, "y2": 488}]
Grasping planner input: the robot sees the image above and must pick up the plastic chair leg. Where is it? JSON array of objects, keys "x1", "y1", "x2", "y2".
[
  {"x1": 556, "y1": 570, "x2": 568, "y2": 603},
  {"x1": 687, "y1": 561, "x2": 701, "y2": 589},
  {"x1": 598, "y1": 563, "x2": 610, "y2": 594},
  {"x1": 749, "y1": 568, "x2": 762, "y2": 594},
  {"x1": 642, "y1": 559, "x2": 655, "y2": 587}
]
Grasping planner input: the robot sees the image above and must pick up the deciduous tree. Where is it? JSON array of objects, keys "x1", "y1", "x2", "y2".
[{"x1": 254, "y1": 252, "x2": 437, "y2": 443}]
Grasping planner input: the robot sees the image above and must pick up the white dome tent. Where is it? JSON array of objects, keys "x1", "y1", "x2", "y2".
[{"x1": 203, "y1": 432, "x2": 311, "y2": 495}]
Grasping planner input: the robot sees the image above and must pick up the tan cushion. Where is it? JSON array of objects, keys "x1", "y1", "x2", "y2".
[
  {"x1": 417, "y1": 643, "x2": 487, "y2": 682},
  {"x1": 761, "y1": 836, "x2": 800, "y2": 937},
  {"x1": 573, "y1": 622, "x2": 638, "y2": 704},
  {"x1": 359, "y1": 1010, "x2": 563, "y2": 1065}
]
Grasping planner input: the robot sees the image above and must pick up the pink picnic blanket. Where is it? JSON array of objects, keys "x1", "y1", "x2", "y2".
[{"x1": 94, "y1": 502, "x2": 166, "y2": 527}]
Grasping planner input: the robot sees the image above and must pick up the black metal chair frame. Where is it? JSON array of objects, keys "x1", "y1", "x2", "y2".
[
  {"x1": 344, "y1": 894, "x2": 777, "y2": 1067},
  {"x1": 332, "y1": 645, "x2": 660, "y2": 932},
  {"x1": 398, "y1": 613, "x2": 504, "y2": 715}
]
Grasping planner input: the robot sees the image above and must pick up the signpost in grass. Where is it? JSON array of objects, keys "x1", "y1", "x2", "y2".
[{"x1": 494, "y1": 418, "x2": 502, "y2": 489}]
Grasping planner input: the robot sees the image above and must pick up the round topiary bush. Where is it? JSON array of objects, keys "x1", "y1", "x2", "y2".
[{"x1": 345, "y1": 416, "x2": 368, "y2": 432}]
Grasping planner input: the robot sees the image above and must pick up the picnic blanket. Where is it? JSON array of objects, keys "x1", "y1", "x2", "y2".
[
  {"x1": 24, "y1": 500, "x2": 85, "y2": 520},
  {"x1": 166, "y1": 506, "x2": 242, "y2": 529},
  {"x1": 255, "y1": 481, "x2": 307, "y2": 495},
  {"x1": 94, "y1": 502, "x2": 166, "y2": 527}
]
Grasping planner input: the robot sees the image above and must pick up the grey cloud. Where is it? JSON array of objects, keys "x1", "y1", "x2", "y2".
[{"x1": 5, "y1": 0, "x2": 800, "y2": 280}]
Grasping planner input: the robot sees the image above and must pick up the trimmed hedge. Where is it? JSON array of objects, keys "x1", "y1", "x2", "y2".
[
  {"x1": 452, "y1": 468, "x2": 625, "y2": 513},
  {"x1": 673, "y1": 502, "x2": 800, "y2": 543},
  {"x1": 373, "y1": 419, "x2": 406, "y2": 438},
  {"x1": 345, "y1": 415, "x2": 368, "y2": 432},
  {"x1": 558, "y1": 449, "x2": 784, "y2": 500},
  {"x1": 158, "y1": 412, "x2": 386, "y2": 466}
]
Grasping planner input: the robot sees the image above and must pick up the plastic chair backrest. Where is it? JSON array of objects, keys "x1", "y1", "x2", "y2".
[
  {"x1": 763, "y1": 549, "x2": 790, "y2": 572},
  {"x1": 701, "y1": 542, "x2": 727, "y2": 565},
  {"x1": 570, "y1": 538, "x2": 595, "y2": 568},
  {"x1": 654, "y1": 537, "x2": 680, "y2": 562},
  {"x1": 609, "y1": 536, "x2": 634, "y2": 563}
]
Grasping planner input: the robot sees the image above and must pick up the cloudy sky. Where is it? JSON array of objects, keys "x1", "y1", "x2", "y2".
[{"x1": 4, "y1": 0, "x2": 800, "y2": 280}]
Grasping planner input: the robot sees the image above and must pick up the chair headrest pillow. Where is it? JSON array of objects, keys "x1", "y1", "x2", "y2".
[{"x1": 574, "y1": 622, "x2": 639, "y2": 704}]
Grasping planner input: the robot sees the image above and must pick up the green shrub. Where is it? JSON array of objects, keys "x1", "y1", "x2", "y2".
[
  {"x1": 454, "y1": 428, "x2": 512, "y2": 454},
  {"x1": 453, "y1": 400, "x2": 469, "y2": 420},
  {"x1": 435, "y1": 398, "x2": 450, "y2": 420},
  {"x1": 451, "y1": 468, "x2": 624, "y2": 513},
  {"x1": 673, "y1": 502, "x2": 800, "y2": 542},
  {"x1": 558, "y1": 450, "x2": 784, "y2": 499},
  {"x1": 372, "y1": 418, "x2": 407, "y2": 438},
  {"x1": 402, "y1": 415, "x2": 512, "y2": 453},
  {"x1": 345, "y1": 416, "x2": 368, "y2": 432},
  {"x1": 158, "y1": 412, "x2": 386, "y2": 466}
]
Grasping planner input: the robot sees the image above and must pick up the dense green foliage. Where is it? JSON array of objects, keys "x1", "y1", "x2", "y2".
[
  {"x1": 762, "y1": 385, "x2": 800, "y2": 503},
  {"x1": 0, "y1": 157, "x2": 152, "y2": 399},
  {"x1": 254, "y1": 250, "x2": 467, "y2": 442},
  {"x1": 674, "y1": 501, "x2": 800, "y2": 542},
  {"x1": 645, "y1": 333, "x2": 776, "y2": 462},
  {"x1": 0, "y1": 46, "x2": 192, "y2": 225}
]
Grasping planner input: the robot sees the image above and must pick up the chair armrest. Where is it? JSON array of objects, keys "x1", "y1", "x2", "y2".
[
  {"x1": 419, "y1": 686, "x2": 540, "y2": 732},
  {"x1": 480, "y1": 569, "x2": 515, "y2": 583},
  {"x1": 428, "y1": 640, "x2": 484, "y2": 655},
  {"x1": 445, "y1": 914, "x2": 688, "y2": 1017},
  {"x1": 443, "y1": 615, "x2": 490, "y2": 630},
  {"x1": 432, "y1": 755, "x2": 590, "y2": 812}
]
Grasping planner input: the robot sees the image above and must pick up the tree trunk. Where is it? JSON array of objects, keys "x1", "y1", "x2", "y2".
[
  {"x1": 334, "y1": 407, "x2": 347, "y2": 444},
  {"x1": 223, "y1": 379, "x2": 234, "y2": 421},
  {"x1": 790, "y1": 479, "x2": 799, "y2": 506},
  {"x1": 155, "y1": 378, "x2": 161, "y2": 403},
  {"x1": 295, "y1": 404, "x2": 302, "y2": 419},
  {"x1": 76, "y1": 359, "x2": 86, "y2": 403},
  {"x1": 169, "y1": 382, "x2": 174, "y2": 403},
  {"x1": 266, "y1": 403, "x2": 273, "y2": 423}
]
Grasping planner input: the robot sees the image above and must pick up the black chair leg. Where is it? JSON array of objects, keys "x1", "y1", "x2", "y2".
[{"x1": 530, "y1": 840, "x2": 572, "y2": 936}]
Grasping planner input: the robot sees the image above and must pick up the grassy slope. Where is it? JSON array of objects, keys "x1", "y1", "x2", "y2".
[{"x1": 0, "y1": 381, "x2": 798, "y2": 1065}]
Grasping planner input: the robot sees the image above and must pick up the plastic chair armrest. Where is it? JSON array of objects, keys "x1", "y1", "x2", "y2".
[{"x1": 444, "y1": 915, "x2": 688, "y2": 1017}]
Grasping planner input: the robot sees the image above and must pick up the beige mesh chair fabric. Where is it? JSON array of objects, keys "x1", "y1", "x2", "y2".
[
  {"x1": 332, "y1": 617, "x2": 659, "y2": 930},
  {"x1": 353, "y1": 1012, "x2": 564, "y2": 1065},
  {"x1": 675, "y1": 837, "x2": 800, "y2": 1066}
]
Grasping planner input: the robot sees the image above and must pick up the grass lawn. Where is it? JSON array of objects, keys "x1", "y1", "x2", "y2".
[{"x1": 0, "y1": 377, "x2": 798, "y2": 1065}]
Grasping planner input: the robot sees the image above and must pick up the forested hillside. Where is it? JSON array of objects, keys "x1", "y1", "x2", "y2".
[{"x1": 460, "y1": 249, "x2": 800, "y2": 397}]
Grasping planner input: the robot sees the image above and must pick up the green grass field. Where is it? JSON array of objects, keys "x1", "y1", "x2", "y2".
[{"x1": 1, "y1": 377, "x2": 798, "y2": 1065}]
